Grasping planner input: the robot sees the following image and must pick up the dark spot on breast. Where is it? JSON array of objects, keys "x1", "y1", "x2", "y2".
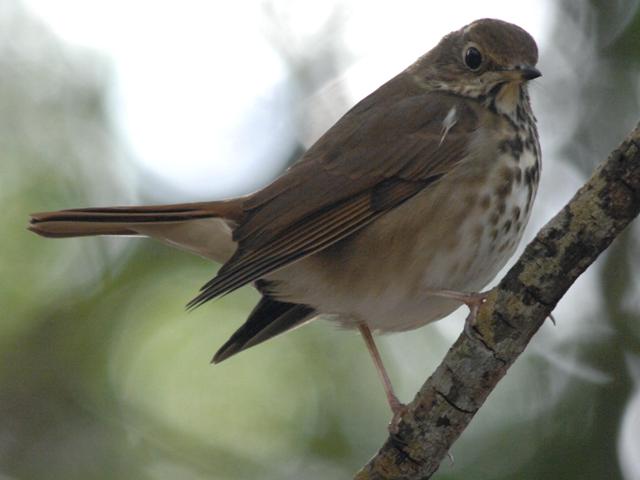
[
  {"x1": 500, "y1": 165, "x2": 514, "y2": 182},
  {"x1": 490, "y1": 211, "x2": 500, "y2": 226},
  {"x1": 503, "y1": 220, "x2": 512, "y2": 233},
  {"x1": 514, "y1": 167, "x2": 522, "y2": 184},
  {"x1": 513, "y1": 136, "x2": 524, "y2": 155},
  {"x1": 495, "y1": 167, "x2": 514, "y2": 199},
  {"x1": 524, "y1": 166, "x2": 539, "y2": 211},
  {"x1": 495, "y1": 182, "x2": 512, "y2": 199},
  {"x1": 526, "y1": 188, "x2": 534, "y2": 211},
  {"x1": 524, "y1": 165, "x2": 538, "y2": 188},
  {"x1": 512, "y1": 206, "x2": 521, "y2": 222},
  {"x1": 524, "y1": 135, "x2": 536, "y2": 151},
  {"x1": 500, "y1": 136, "x2": 524, "y2": 157}
]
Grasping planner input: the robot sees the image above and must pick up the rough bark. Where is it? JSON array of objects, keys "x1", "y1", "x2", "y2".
[{"x1": 354, "y1": 122, "x2": 640, "y2": 479}]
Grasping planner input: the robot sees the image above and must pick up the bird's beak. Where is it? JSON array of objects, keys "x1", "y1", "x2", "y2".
[
  {"x1": 502, "y1": 64, "x2": 542, "y2": 82},
  {"x1": 519, "y1": 65, "x2": 542, "y2": 81}
]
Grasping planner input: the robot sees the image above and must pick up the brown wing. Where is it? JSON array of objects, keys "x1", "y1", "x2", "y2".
[{"x1": 188, "y1": 87, "x2": 480, "y2": 308}]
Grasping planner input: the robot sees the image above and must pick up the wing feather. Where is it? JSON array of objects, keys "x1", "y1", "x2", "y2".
[{"x1": 189, "y1": 88, "x2": 481, "y2": 307}]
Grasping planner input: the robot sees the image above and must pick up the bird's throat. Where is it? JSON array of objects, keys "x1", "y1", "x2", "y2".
[{"x1": 494, "y1": 82, "x2": 524, "y2": 120}]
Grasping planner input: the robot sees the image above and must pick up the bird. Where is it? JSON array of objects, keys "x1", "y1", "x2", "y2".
[{"x1": 29, "y1": 18, "x2": 541, "y2": 421}]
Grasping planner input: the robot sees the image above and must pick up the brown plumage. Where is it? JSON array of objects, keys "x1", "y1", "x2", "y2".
[{"x1": 29, "y1": 18, "x2": 542, "y2": 417}]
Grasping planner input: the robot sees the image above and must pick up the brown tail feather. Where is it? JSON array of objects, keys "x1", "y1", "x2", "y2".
[
  {"x1": 29, "y1": 200, "x2": 243, "y2": 237},
  {"x1": 28, "y1": 221, "x2": 137, "y2": 238},
  {"x1": 29, "y1": 199, "x2": 243, "y2": 262}
]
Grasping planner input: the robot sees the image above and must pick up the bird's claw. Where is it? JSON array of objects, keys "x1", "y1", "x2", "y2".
[
  {"x1": 426, "y1": 289, "x2": 490, "y2": 340},
  {"x1": 388, "y1": 397, "x2": 408, "y2": 434}
]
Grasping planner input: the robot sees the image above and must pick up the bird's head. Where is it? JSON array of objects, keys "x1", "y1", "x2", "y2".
[{"x1": 412, "y1": 18, "x2": 541, "y2": 104}]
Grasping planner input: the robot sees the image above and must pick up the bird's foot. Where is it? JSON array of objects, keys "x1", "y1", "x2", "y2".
[
  {"x1": 426, "y1": 289, "x2": 491, "y2": 339},
  {"x1": 388, "y1": 395, "x2": 408, "y2": 434}
]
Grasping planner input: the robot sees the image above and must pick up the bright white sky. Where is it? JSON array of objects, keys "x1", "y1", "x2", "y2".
[{"x1": 23, "y1": 0, "x2": 551, "y2": 197}]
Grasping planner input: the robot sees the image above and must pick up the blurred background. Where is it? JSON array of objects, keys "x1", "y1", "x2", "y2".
[{"x1": 2, "y1": 0, "x2": 640, "y2": 478}]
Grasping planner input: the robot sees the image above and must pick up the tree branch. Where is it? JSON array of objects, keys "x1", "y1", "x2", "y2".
[{"x1": 354, "y1": 122, "x2": 640, "y2": 480}]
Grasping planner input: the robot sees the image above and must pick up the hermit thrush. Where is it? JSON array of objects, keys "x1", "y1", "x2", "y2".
[{"x1": 29, "y1": 18, "x2": 541, "y2": 420}]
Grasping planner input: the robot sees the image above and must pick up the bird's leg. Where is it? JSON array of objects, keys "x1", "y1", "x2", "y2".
[
  {"x1": 358, "y1": 323, "x2": 406, "y2": 428},
  {"x1": 425, "y1": 289, "x2": 490, "y2": 338}
]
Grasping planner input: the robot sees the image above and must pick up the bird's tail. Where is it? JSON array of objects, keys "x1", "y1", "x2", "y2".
[{"x1": 29, "y1": 200, "x2": 243, "y2": 262}]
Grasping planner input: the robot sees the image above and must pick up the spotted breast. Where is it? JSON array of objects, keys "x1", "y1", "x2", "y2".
[{"x1": 266, "y1": 83, "x2": 540, "y2": 332}]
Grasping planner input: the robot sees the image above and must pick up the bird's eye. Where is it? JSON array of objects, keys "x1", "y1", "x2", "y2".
[{"x1": 464, "y1": 47, "x2": 483, "y2": 70}]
